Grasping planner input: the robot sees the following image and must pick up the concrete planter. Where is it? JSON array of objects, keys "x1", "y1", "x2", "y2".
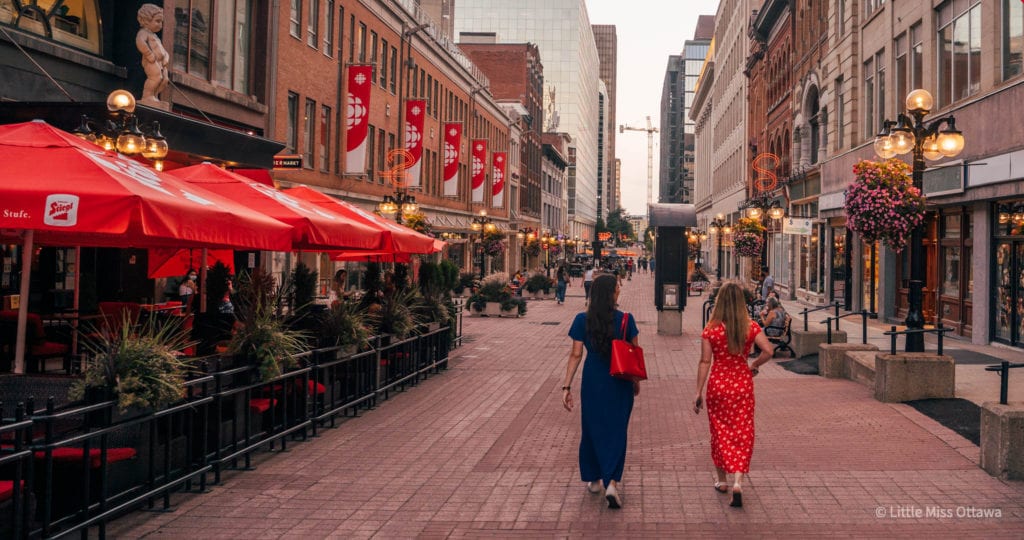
[
  {"x1": 484, "y1": 302, "x2": 503, "y2": 317},
  {"x1": 873, "y1": 353, "x2": 954, "y2": 402},
  {"x1": 818, "y1": 343, "x2": 879, "y2": 379},
  {"x1": 792, "y1": 328, "x2": 847, "y2": 358},
  {"x1": 980, "y1": 402, "x2": 1024, "y2": 480}
]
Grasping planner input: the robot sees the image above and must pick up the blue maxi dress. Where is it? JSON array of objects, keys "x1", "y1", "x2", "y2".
[{"x1": 568, "y1": 310, "x2": 639, "y2": 487}]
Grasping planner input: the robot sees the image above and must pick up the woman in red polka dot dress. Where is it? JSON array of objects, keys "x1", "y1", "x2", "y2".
[{"x1": 694, "y1": 281, "x2": 773, "y2": 508}]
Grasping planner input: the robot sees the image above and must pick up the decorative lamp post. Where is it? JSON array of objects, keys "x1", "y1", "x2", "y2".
[
  {"x1": 688, "y1": 229, "x2": 709, "y2": 267},
  {"x1": 741, "y1": 192, "x2": 786, "y2": 268},
  {"x1": 470, "y1": 209, "x2": 495, "y2": 279},
  {"x1": 708, "y1": 214, "x2": 732, "y2": 280},
  {"x1": 873, "y1": 89, "x2": 964, "y2": 352},
  {"x1": 541, "y1": 231, "x2": 556, "y2": 275},
  {"x1": 377, "y1": 189, "x2": 418, "y2": 225},
  {"x1": 516, "y1": 227, "x2": 535, "y2": 271},
  {"x1": 72, "y1": 90, "x2": 170, "y2": 170}
]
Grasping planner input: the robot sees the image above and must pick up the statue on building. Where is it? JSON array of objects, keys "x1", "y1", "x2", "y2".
[
  {"x1": 545, "y1": 84, "x2": 560, "y2": 131},
  {"x1": 136, "y1": 3, "x2": 170, "y2": 103}
]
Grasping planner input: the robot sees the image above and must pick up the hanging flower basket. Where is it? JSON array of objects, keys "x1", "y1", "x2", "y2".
[
  {"x1": 483, "y1": 229, "x2": 506, "y2": 257},
  {"x1": 525, "y1": 239, "x2": 541, "y2": 257},
  {"x1": 733, "y1": 231, "x2": 763, "y2": 258},
  {"x1": 845, "y1": 159, "x2": 925, "y2": 253}
]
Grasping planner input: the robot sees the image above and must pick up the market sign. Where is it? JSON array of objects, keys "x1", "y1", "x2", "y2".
[
  {"x1": 783, "y1": 217, "x2": 818, "y2": 236},
  {"x1": 273, "y1": 155, "x2": 303, "y2": 169}
]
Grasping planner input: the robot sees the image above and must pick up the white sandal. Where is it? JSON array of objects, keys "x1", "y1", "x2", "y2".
[{"x1": 586, "y1": 481, "x2": 602, "y2": 494}]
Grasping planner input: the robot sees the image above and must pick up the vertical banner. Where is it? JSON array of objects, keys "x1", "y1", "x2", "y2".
[
  {"x1": 471, "y1": 139, "x2": 488, "y2": 203},
  {"x1": 492, "y1": 152, "x2": 506, "y2": 208},
  {"x1": 344, "y1": 65, "x2": 373, "y2": 174},
  {"x1": 442, "y1": 123, "x2": 462, "y2": 197},
  {"x1": 403, "y1": 99, "x2": 426, "y2": 188}
]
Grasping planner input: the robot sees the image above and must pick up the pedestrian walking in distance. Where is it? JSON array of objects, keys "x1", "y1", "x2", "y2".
[
  {"x1": 561, "y1": 274, "x2": 640, "y2": 509},
  {"x1": 693, "y1": 281, "x2": 773, "y2": 508}
]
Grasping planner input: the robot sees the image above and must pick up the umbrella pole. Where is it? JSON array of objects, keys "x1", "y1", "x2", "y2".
[
  {"x1": 199, "y1": 248, "x2": 208, "y2": 313},
  {"x1": 71, "y1": 246, "x2": 81, "y2": 359},
  {"x1": 14, "y1": 230, "x2": 33, "y2": 374}
]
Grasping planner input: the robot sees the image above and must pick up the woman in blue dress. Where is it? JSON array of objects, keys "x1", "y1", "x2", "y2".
[{"x1": 561, "y1": 273, "x2": 640, "y2": 509}]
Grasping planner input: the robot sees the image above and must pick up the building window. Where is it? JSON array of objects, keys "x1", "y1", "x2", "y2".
[
  {"x1": 319, "y1": 105, "x2": 331, "y2": 172},
  {"x1": 390, "y1": 45, "x2": 398, "y2": 92},
  {"x1": 377, "y1": 129, "x2": 386, "y2": 179},
  {"x1": 306, "y1": 0, "x2": 318, "y2": 48},
  {"x1": 0, "y1": 0, "x2": 102, "y2": 54},
  {"x1": 864, "y1": 57, "x2": 874, "y2": 139},
  {"x1": 1004, "y1": 0, "x2": 1024, "y2": 80},
  {"x1": 175, "y1": 0, "x2": 252, "y2": 94},
  {"x1": 289, "y1": 0, "x2": 301, "y2": 38},
  {"x1": 938, "y1": 1, "x2": 982, "y2": 107},
  {"x1": 380, "y1": 39, "x2": 389, "y2": 87},
  {"x1": 835, "y1": 76, "x2": 845, "y2": 150},
  {"x1": 366, "y1": 125, "x2": 376, "y2": 179},
  {"x1": 874, "y1": 50, "x2": 885, "y2": 134},
  {"x1": 910, "y1": 22, "x2": 923, "y2": 91},
  {"x1": 370, "y1": 31, "x2": 378, "y2": 74},
  {"x1": 304, "y1": 98, "x2": 315, "y2": 169},
  {"x1": 287, "y1": 92, "x2": 298, "y2": 152},
  {"x1": 323, "y1": 0, "x2": 333, "y2": 56},
  {"x1": 348, "y1": 15, "x2": 354, "y2": 62},
  {"x1": 895, "y1": 32, "x2": 908, "y2": 104},
  {"x1": 838, "y1": 0, "x2": 846, "y2": 36},
  {"x1": 865, "y1": 0, "x2": 886, "y2": 17},
  {"x1": 426, "y1": 75, "x2": 433, "y2": 115},
  {"x1": 386, "y1": 133, "x2": 395, "y2": 184},
  {"x1": 358, "y1": 22, "x2": 366, "y2": 62}
]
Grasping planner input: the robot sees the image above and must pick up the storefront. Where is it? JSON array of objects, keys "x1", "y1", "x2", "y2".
[{"x1": 993, "y1": 200, "x2": 1024, "y2": 347}]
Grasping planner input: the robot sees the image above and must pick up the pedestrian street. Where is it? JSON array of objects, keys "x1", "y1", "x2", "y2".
[{"x1": 109, "y1": 271, "x2": 1024, "y2": 538}]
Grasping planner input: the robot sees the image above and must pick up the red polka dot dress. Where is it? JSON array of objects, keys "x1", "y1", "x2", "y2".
[{"x1": 701, "y1": 320, "x2": 760, "y2": 474}]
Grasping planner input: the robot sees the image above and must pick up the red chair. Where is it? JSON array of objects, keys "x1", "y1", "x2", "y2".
[
  {"x1": 0, "y1": 311, "x2": 69, "y2": 373},
  {"x1": 98, "y1": 302, "x2": 142, "y2": 334}
]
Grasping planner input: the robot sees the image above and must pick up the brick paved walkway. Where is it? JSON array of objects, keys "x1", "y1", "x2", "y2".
[{"x1": 108, "y1": 272, "x2": 1024, "y2": 538}]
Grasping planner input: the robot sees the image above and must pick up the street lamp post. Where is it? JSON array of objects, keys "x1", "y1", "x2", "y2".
[
  {"x1": 741, "y1": 192, "x2": 786, "y2": 269},
  {"x1": 708, "y1": 214, "x2": 732, "y2": 280},
  {"x1": 873, "y1": 89, "x2": 964, "y2": 352},
  {"x1": 516, "y1": 228, "x2": 535, "y2": 272},
  {"x1": 688, "y1": 229, "x2": 709, "y2": 269},
  {"x1": 378, "y1": 189, "x2": 418, "y2": 224},
  {"x1": 471, "y1": 209, "x2": 495, "y2": 280}
]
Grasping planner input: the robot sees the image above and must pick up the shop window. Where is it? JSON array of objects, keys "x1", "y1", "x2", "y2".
[
  {"x1": 0, "y1": 0, "x2": 102, "y2": 55},
  {"x1": 175, "y1": 0, "x2": 253, "y2": 95},
  {"x1": 941, "y1": 246, "x2": 961, "y2": 297}
]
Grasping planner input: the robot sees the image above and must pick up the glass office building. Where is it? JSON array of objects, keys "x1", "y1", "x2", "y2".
[{"x1": 456, "y1": 0, "x2": 601, "y2": 237}]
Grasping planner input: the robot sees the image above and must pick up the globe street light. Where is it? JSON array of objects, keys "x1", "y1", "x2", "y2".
[
  {"x1": 377, "y1": 190, "x2": 418, "y2": 224},
  {"x1": 741, "y1": 192, "x2": 786, "y2": 268},
  {"x1": 708, "y1": 214, "x2": 732, "y2": 280},
  {"x1": 471, "y1": 209, "x2": 496, "y2": 280},
  {"x1": 873, "y1": 89, "x2": 964, "y2": 352},
  {"x1": 516, "y1": 227, "x2": 536, "y2": 271}
]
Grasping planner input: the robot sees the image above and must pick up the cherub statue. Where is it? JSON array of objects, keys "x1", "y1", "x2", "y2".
[{"x1": 136, "y1": 3, "x2": 170, "y2": 103}]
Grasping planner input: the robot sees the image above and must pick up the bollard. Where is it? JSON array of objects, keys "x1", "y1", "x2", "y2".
[
  {"x1": 826, "y1": 320, "x2": 833, "y2": 344},
  {"x1": 1001, "y1": 361, "x2": 1009, "y2": 405},
  {"x1": 889, "y1": 326, "x2": 897, "y2": 354},
  {"x1": 861, "y1": 310, "x2": 869, "y2": 344},
  {"x1": 834, "y1": 301, "x2": 841, "y2": 331},
  {"x1": 937, "y1": 322, "x2": 944, "y2": 355}
]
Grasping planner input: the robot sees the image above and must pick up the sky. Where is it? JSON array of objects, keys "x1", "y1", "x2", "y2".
[{"x1": 585, "y1": 0, "x2": 721, "y2": 216}]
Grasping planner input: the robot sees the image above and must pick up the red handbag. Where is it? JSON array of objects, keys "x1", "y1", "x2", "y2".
[{"x1": 610, "y1": 312, "x2": 647, "y2": 381}]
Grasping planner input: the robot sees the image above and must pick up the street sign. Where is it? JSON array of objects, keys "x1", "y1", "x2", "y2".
[{"x1": 273, "y1": 154, "x2": 303, "y2": 169}]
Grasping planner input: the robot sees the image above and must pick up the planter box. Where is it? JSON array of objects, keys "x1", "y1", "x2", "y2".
[
  {"x1": 500, "y1": 309, "x2": 519, "y2": 318},
  {"x1": 874, "y1": 353, "x2": 955, "y2": 403},
  {"x1": 542, "y1": 292, "x2": 555, "y2": 300},
  {"x1": 483, "y1": 302, "x2": 503, "y2": 317},
  {"x1": 981, "y1": 402, "x2": 1024, "y2": 480}
]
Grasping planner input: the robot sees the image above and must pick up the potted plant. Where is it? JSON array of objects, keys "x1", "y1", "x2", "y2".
[
  {"x1": 230, "y1": 268, "x2": 308, "y2": 381},
  {"x1": 373, "y1": 287, "x2": 425, "y2": 340},
  {"x1": 317, "y1": 301, "x2": 371, "y2": 353},
  {"x1": 71, "y1": 313, "x2": 195, "y2": 414},
  {"x1": 524, "y1": 274, "x2": 550, "y2": 299}
]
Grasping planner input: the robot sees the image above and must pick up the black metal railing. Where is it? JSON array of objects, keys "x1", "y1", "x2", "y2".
[
  {"x1": 799, "y1": 301, "x2": 843, "y2": 332},
  {"x1": 984, "y1": 361, "x2": 1024, "y2": 405},
  {"x1": 702, "y1": 299, "x2": 714, "y2": 329},
  {"x1": 882, "y1": 324, "x2": 953, "y2": 355},
  {"x1": 820, "y1": 310, "x2": 877, "y2": 344},
  {"x1": 0, "y1": 324, "x2": 456, "y2": 539}
]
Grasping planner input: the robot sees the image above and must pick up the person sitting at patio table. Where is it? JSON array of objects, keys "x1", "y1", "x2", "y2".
[
  {"x1": 331, "y1": 269, "x2": 354, "y2": 307},
  {"x1": 178, "y1": 270, "x2": 198, "y2": 312}
]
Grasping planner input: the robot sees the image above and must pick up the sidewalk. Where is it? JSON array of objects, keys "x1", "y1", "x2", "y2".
[
  {"x1": 107, "y1": 271, "x2": 1024, "y2": 538},
  {"x1": 772, "y1": 296, "x2": 1024, "y2": 406}
]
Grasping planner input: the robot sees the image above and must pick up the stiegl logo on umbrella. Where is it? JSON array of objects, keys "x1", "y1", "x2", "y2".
[{"x1": 44, "y1": 194, "x2": 79, "y2": 227}]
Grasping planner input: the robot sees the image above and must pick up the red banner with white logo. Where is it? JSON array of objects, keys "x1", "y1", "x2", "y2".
[
  {"x1": 442, "y1": 123, "x2": 462, "y2": 197},
  {"x1": 491, "y1": 152, "x2": 506, "y2": 207},
  {"x1": 403, "y1": 99, "x2": 426, "y2": 189},
  {"x1": 344, "y1": 65, "x2": 373, "y2": 174},
  {"x1": 471, "y1": 139, "x2": 488, "y2": 203}
]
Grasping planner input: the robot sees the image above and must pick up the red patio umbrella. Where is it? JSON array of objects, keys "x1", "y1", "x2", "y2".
[
  {"x1": 169, "y1": 164, "x2": 385, "y2": 252},
  {"x1": 283, "y1": 185, "x2": 438, "y2": 257},
  {"x1": 148, "y1": 248, "x2": 234, "y2": 279},
  {"x1": 0, "y1": 120, "x2": 295, "y2": 373},
  {"x1": 0, "y1": 121, "x2": 294, "y2": 250}
]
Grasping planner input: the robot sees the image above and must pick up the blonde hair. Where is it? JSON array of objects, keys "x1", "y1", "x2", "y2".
[{"x1": 708, "y1": 281, "x2": 751, "y2": 355}]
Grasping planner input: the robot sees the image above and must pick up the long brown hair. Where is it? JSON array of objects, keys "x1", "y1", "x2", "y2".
[
  {"x1": 708, "y1": 281, "x2": 751, "y2": 355},
  {"x1": 586, "y1": 274, "x2": 618, "y2": 356}
]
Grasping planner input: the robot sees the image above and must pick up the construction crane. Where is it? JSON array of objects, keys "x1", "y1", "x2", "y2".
[{"x1": 619, "y1": 116, "x2": 659, "y2": 209}]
